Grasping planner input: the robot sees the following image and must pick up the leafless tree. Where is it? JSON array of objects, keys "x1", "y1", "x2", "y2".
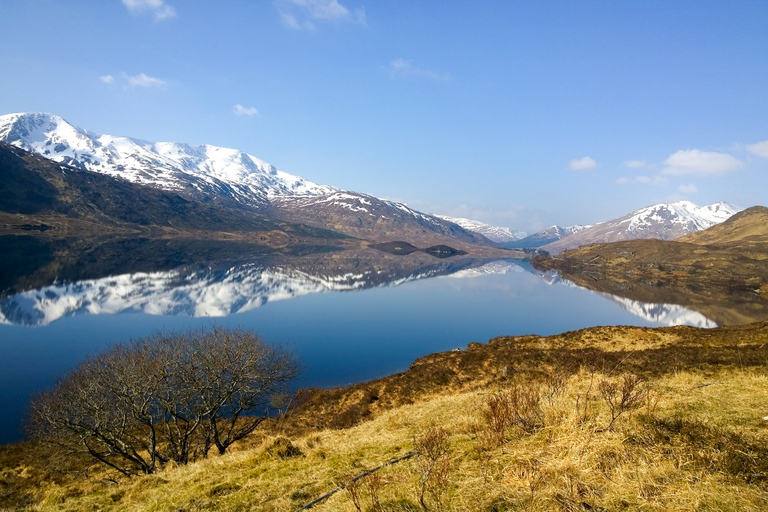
[{"x1": 26, "y1": 327, "x2": 298, "y2": 475}]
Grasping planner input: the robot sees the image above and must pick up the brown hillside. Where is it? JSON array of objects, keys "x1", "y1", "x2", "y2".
[
  {"x1": 679, "y1": 205, "x2": 768, "y2": 245},
  {"x1": 532, "y1": 206, "x2": 768, "y2": 323}
]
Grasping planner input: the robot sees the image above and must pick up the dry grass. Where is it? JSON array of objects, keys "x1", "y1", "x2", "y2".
[
  {"x1": 3, "y1": 323, "x2": 768, "y2": 511},
  {"x1": 9, "y1": 365, "x2": 766, "y2": 511}
]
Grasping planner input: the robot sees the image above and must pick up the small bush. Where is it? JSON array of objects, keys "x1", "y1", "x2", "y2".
[
  {"x1": 267, "y1": 437, "x2": 303, "y2": 459},
  {"x1": 597, "y1": 374, "x2": 648, "y2": 429},
  {"x1": 414, "y1": 425, "x2": 452, "y2": 511}
]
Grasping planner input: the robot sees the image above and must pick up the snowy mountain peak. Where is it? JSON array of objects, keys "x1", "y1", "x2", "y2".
[
  {"x1": 434, "y1": 215, "x2": 526, "y2": 243},
  {"x1": 621, "y1": 201, "x2": 739, "y2": 233},
  {"x1": 0, "y1": 112, "x2": 336, "y2": 206},
  {"x1": 543, "y1": 200, "x2": 741, "y2": 254},
  {"x1": 504, "y1": 224, "x2": 591, "y2": 249}
]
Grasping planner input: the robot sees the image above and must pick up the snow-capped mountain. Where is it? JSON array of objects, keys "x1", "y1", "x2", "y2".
[
  {"x1": 434, "y1": 215, "x2": 527, "y2": 243},
  {"x1": 0, "y1": 112, "x2": 494, "y2": 246},
  {"x1": 0, "y1": 112, "x2": 334, "y2": 207},
  {"x1": 505, "y1": 224, "x2": 591, "y2": 249},
  {"x1": 542, "y1": 201, "x2": 740, "y2": 254}
]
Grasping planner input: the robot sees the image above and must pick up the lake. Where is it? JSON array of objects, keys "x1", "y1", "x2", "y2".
[{"x1": 0, "y1": 236, "x2": 727, "y2": 443}]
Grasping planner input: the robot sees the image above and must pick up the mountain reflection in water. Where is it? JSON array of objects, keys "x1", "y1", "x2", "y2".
[
  {"x1": 2, "y1": 236, "x2": 767, "y2": 328},
  {"x1": 0, "y1": 236, "x2": 488, "y2": 326}
]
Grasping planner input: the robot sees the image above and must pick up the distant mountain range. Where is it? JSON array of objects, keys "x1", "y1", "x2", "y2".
[
  {"x1": 0, "y1": 141, "x2": 347, "y2": 244},
  {"x1": 502, "y1": 224, "x2": 591, "y2": 249},
  {"x1": 451, "y1": 201, "x2": 738, "y2": 253},
  {"x1": 541, "y1": 201, "x2": 739, "y2": 254},
  {"x1": 434, "y1": 215, "x2": 526, "y2": 243},
  {"x1": 0, "y1": 112, "x2": 494, "y2": 248}
]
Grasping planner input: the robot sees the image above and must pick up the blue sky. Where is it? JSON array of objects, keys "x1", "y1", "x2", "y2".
[{"x1": 1, "y1": 0, "x2": 767, "y2": 232}]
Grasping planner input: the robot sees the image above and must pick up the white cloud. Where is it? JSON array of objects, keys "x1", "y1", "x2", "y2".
[
  {"x1": 662, "y1": 149, "x2": 743, "y2": 176},
  {"x1": 678, "y1": 183, "x2": 699, "y2": 194},
  {"x1": 122, "y1": 0, "x2": 176, "y2": 21},
  {"x1": 233, "y1": 104, "x2": 259, "y2": 117},
  {"x1": 568, "y1": 156, "x2": 597, "y2": 170},
  {"x1": 388, "y1": 59, "x2": 450, "y2": 81},
  {"x1": 121, "y1": 72, "x2": 167, "y2": 88},
  {"x1": 100, "y1": 72, "x2": 167, "y2": 88},
  {"x1": 276, "y1": 0, "x2": 365, "y2": 30},
  {"x1": 746, "y1": 140, "x2": 768, "y2": 159},
  {"x1": 623, "y1": 159, "x2": 646, "y2": 169}
]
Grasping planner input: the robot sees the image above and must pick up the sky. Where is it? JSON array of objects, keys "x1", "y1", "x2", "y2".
[{"x1": 1, "y1": 0, "x2": 767, "y2": 233}]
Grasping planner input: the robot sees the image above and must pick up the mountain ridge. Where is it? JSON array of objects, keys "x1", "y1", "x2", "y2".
[
  {"x1": 0, "y1": 141, "x2": 348, "y2": 244},
  {"x1": 542, "y1": 200, "x2": 739, "y2": 254},
  {"x1": 504, "y1": 224, "x2": 591, "y2": 249},
  {"x1": 434, "y1": 215, "x2": 526, "y2": 243},
  {"x1": 0, "y1": 113, "x2": 499, "y2": 249},
  {"x1": 0, "y1": 112, "x2": 335, "y2": 206}
]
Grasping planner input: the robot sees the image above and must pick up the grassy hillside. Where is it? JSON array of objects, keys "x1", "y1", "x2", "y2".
[{"x1": 2, "y1": 322, "x2": 767, "y2": 511}]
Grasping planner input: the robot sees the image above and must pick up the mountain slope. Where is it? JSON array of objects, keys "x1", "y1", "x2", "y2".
[
  {"x1": 542, "y1": 201, "x2": 739, "y2": 254},
  {"x1": 0, "y1": 113, "x2": 496, "y2": 248},
  {"x1": 0, "y1": 142, "x2": 346, "y2": 241},
  {"x1": 272, "y1": 194, "x2": 496, "y2": 246},
  {"x1": 4, "y1": 323, "x2": 768, "y2": 511},
  {"x1": 0, "y1": 112, "x2": 334, "y2": 207}
]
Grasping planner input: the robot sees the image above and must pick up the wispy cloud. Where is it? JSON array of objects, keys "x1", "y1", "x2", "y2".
[
  {"x1": 388, "y1": 59, "x2": 450, "y2": 81},
  {"x1": 616, "y1": 175, "x2": 668, "y2": 186},
  {"x1": 122, "y1": 0, "x2": 176, "y2": 22},
  {"x1": 124, "y1": 72, "x2": 167, "y2": 88},
  {"x1": 623, "y1": 159, "x2": 646, "y2": 169},
  {"x1": 678, "y1": 183, "x2": 698, "y2": 194},
  {"x1": 100, "y1": 72, "x2": 167, "y2": 88},
  {"x1": 233, "y1": 104, "x2": 259, "y2": 117},
  {"x1": 568, "y1": 156, "x2": 597, "y2": 171},
  {"x1": 746, "y1": 140, "x2": 768, "y2": 159},
  {"x1": 662, "y1": 149, "x2": 743, "y2": 176},
  {"x1": 276, "y1": 0, "x2": 365, "y2": 30}
]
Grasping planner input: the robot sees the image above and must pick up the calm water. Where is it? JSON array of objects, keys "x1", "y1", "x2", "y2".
[{"x1": 0, "y1": 237, "x2": 720, "y2": 443}]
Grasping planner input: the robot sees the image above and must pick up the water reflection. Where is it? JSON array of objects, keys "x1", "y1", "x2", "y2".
[
  {"x1": 539, "y1": 262, "x2": 768, "y2": 326},
  {"x1": 4, "y1": 235, "x2": 766, "y2": 329},
  {"x1": 0, "y1": 236, "x2": 493, "y2": 326}
]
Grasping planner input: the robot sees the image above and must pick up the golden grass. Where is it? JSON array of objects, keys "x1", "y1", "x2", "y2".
[{"x1": 15, "y1": 363, "x2": 766, "y2": 512}]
